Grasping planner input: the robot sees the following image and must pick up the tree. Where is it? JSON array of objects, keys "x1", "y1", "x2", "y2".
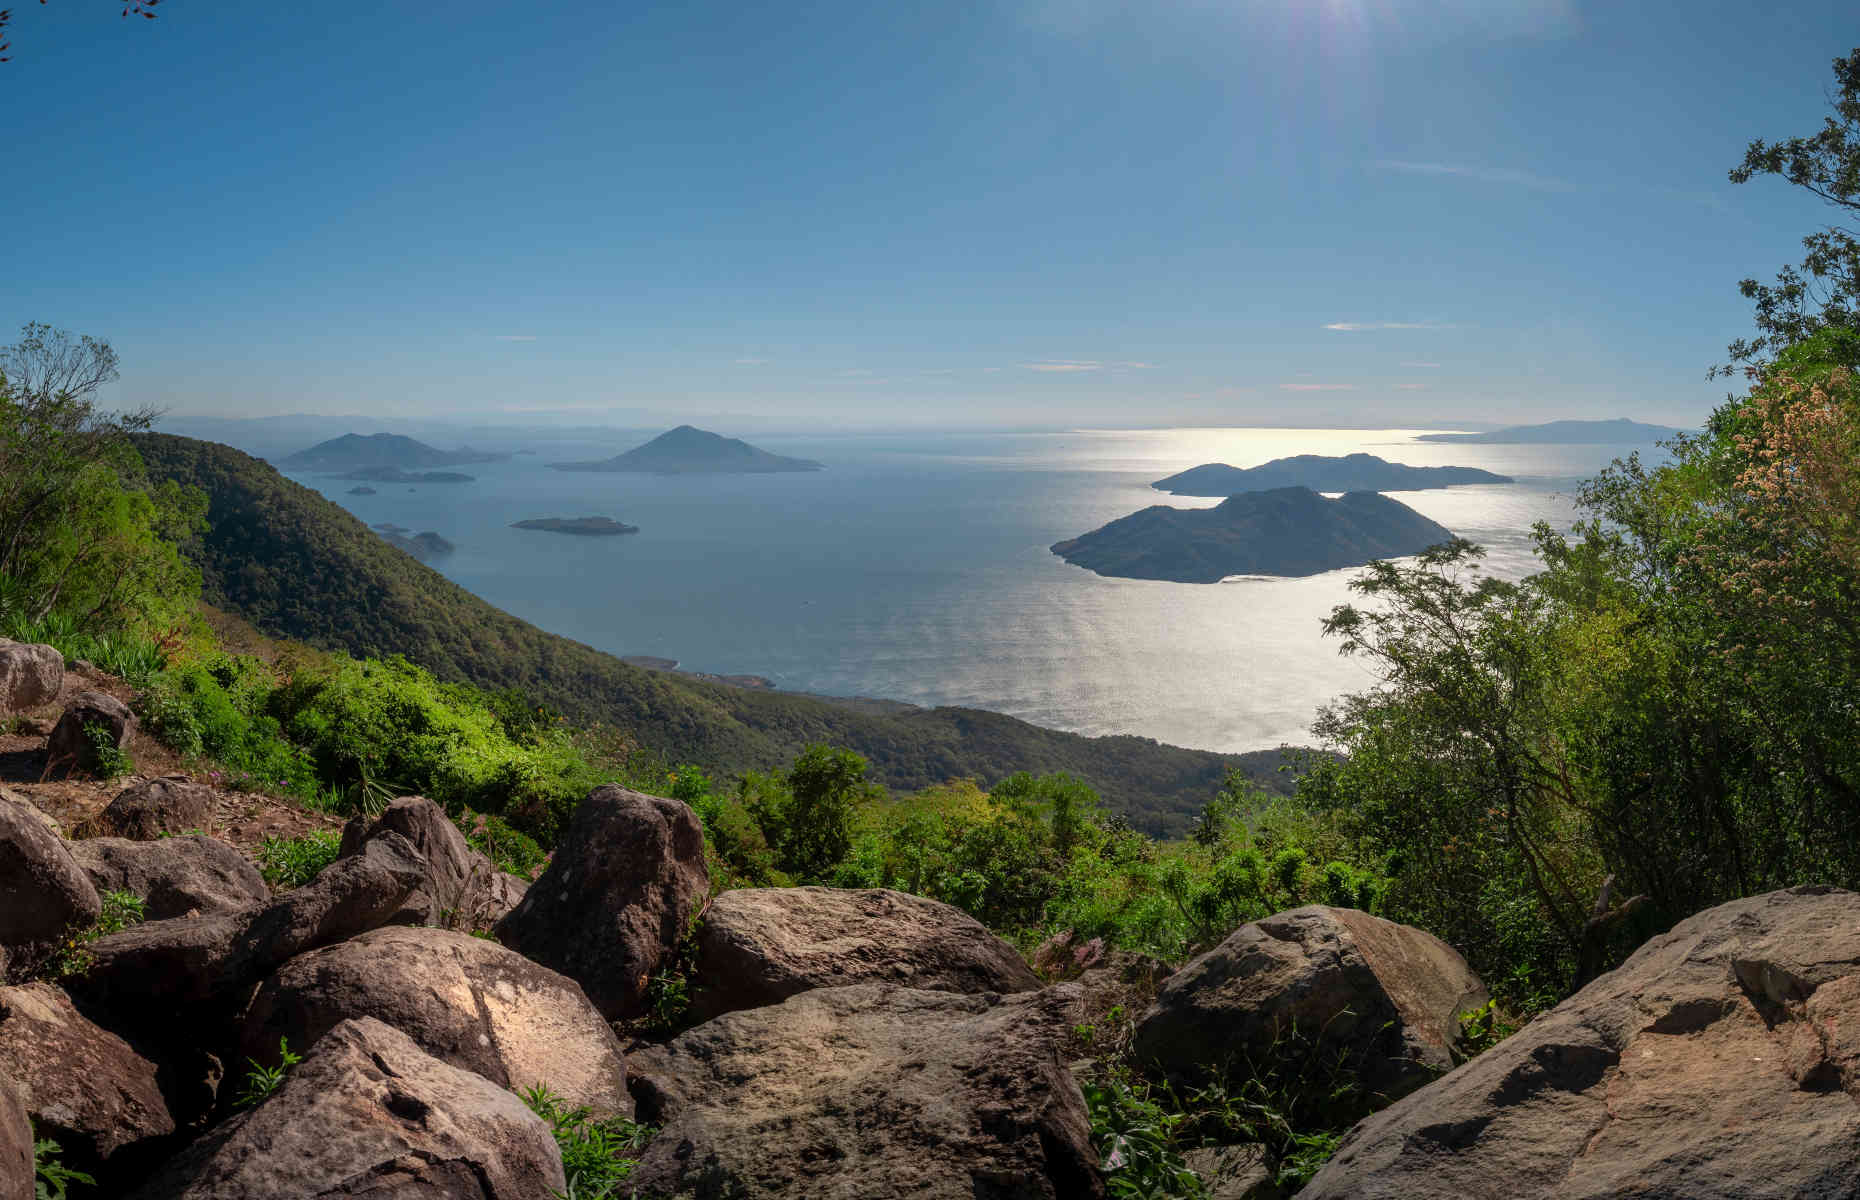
[
  {"x1": 1722, "y1": 48, "x2": 1860, "y2": 372},
  {"x1": 742, "y1": 745, "x2": 883, "y2": 881}
]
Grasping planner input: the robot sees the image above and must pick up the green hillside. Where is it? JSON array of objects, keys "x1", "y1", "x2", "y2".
[{"x1": 133, "y1": 433, "x2": 1298, "y2": 834}]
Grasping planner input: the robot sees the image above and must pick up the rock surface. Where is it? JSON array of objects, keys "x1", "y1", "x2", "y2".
[
  {"x1": 0, "y1": 640, "x2": 62, "y2": 713},
  {"x1": 693, "y1": 886, "x2": 1041, "y2": 1020},
  {"x1": 0, "y1": 983, "x2": 174, "y2": 1163},
  {"x1": 495, "y1": 785, "x2": 707, "y2": 1021},
  {"x1": 0, "y1": 1079, "x2": 28, "y2": 1200},
  {"x1": 0, "y1": 792, "x2": 100, "y2": 953},
  {"x1": 1301, "y1": 886, "x2": 1860, "y2": 1200},
  {"x1": 80, "y1": 778, "x2": 217, "y2": 840},
  {"x1": 1134, "y1": 905, "x2": 1486, "y2": 1100},
  {"x1": 1183, "y1": 1144, "x2": 1274, "y2": 1199},
  {"x1": 129, "y1": 1017, "x2": 565, "y2": 1199},
  {"x1": 240, "y1": 925, "x2": 630, "y2": 1115},
  {"x1": 67, "y1": 836, "x2": 269, "y2": 920},
  {"x1": 338, "y1": 796, "x2": 526, "y2": 929},
  {"x1": 78, "y1": 832, "x2": 423, "y2": 1021},
  {"x1": 46, "y1": 691, "x2": 136, "y2": 776},
  {"x1": 628, "y1": 982, "x2": 1102, "y2": 1199}
]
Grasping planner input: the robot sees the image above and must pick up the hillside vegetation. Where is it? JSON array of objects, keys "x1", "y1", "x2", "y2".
[{"x1": 132, "y1": 432, "x2": 1293, "y2": 835}]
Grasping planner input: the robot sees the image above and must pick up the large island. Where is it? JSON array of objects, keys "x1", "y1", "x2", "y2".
[
  {"x1": 281, "y1": 432, "x2": 509, "y2": 471},
  {"x1": 551, "y1": 425, "x2": 822, "y2": 474},
  {"x1": 512, "y1": 517, "x2": 640, "y2": 536},
  {"x1": 1052, "y1": 487, "x2": 1453, "y2": 582},
  {"x1": 1153, "y1": 453, "x2": 1509, "y2": 496}
]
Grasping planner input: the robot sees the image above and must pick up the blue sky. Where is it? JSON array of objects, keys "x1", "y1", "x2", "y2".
[{"x1": 6, "y1": 1, "x2": 1855, "y2": 429}]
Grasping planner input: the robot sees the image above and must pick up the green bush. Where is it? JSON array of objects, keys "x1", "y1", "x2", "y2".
[
  {"x1": 256, "y1": 830, "x2": 342, "y2": 889},
  {"x1": 520, "y1": 1083, "x2": 652, "y2": 1198}
]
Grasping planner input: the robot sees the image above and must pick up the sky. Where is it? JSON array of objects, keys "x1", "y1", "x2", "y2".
[{"x1": 6, "y1": 1, "x2": 1857, "y2": 430}]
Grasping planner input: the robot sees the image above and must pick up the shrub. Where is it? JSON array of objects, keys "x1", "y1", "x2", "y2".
[
  {"x1": 49, "y1": 889, "x2": 145, "y2": 978},
  {"x1": 464, "y1": 811, "x2": 548, "y2": 880},
  {"x1": 520, "y1": 1083, "x2": 652, "y2": 1198},
  {"x1": 235, "y1": 1036, "x2": 302, "y2": 1108},
  {"x1": 256, "y1": 830, "x2": 342, "y2": 889}
]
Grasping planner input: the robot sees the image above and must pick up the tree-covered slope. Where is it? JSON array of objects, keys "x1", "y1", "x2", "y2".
[{"x1": 135, "y1": 433, "x2": 1294, "y2": 833}]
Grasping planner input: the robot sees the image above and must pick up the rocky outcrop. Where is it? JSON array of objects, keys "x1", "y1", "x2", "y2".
[
  {"x1": 628, "y1": 983, "x2": 1102, "y2": 1199},
  {"x1": 67, "y1": 836, "x2": 269, "y2": 920},
  {"x1": 77, "y1": 833, "x2": 423, "y2": 1023},
  {"x1": 0, "y1": 792, "x2": 100, "y2": 954},
  {"x1": 1183, "y1": 1144, "x2": 1272, "y2": 1199},
  {"x1": 0, "y1": 983, "x2": 174, "y2": 1170},
  {"x1": 239, "y1": 925, "x2": 630, "y2": 1115},
  {"x1": 1301, "y1": 887, "x2": 1860, "y2": 1200},
  {"x1": 1134, "y1": 906, "x2": 1485, "y2": 1100},
  {"x1": 338, "y1": 796, "x2": 526, "y2": 929},
  {"x1": 0, "y1": 641, "x2": 62, "y2": 714},
  {"x1": 693, "y1": 886, "x2": 1041, "y2": 1020},
  {"x1": 45, "y1": 692, "x2": 135, "y2": 776},
  {"x1": 0, "y1": 1079, "x2": 28, "y2": 1200},
  {"x1": 129, "y1": 1017, "x2": 565, "y2": 1199},
  {"x1": 80, "y1": 778, "x2": 216, "y2": 840},
  {"x1": 495, "y1": 786, "x2": 707, "y2": 1021}
]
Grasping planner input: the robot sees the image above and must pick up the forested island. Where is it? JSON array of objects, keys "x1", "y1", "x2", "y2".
[
  {"x1": 1052, "y1": 487, "x2": 1453, "y2": 581},
  {"x1": 1153, "y1": 453, "x2": 1510, "y2": 496},
  {"x1": 512, "y1": 517, "x2": 640, "y2": 536},
  {"x1": 281, "y1": 431, "x2": 509, "y2": 471},
  {"x1": 552, "y1": 425, "x2": 823, "y2": 474}
]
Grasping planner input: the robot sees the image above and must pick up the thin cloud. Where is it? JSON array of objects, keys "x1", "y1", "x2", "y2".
[
  {"x1": 1324, "y1": 322, "x2": 1455, "y2": 332},
  {"x1": 734, "y1": 357, "x2": 769, "y2": 365},
  {"x1": 1280, "y1": 383, "x2": 1357, "y2": 392},
  {"x1": 1114, "y1": 361, "x2": 1159, "y2": 369},
  {"x1": 1372, "y1": 159, "x2": 1573, "y2": 192},
  {"x1": 1400, "y1": 361, "x2": 1442, "y2": 368},
  {"x1": 494, "y1": 335, "x2": 538, "y2": 342},
  {"x1": 1395, "y1": 383, "x2": 1427, "y2": 390},
  {"x1": 1022, "y1": 360, "x2": 1103, "y2": 372}
]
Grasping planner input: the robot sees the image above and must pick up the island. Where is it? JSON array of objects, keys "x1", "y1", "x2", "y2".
[
  {"x1": 1051, "y1": 487, "x2": 1453, "y2": 582},
  {"x1": 337, "y1": 467, "x2": 475, "y2": 484},
  {"x1": 512, "y1": 517, "x2": 640, "y2": 537},
  {"x1": 280, "y1": 432, "x2": 509, "y2": 472},
  {"x1": 346, "y1": 486, "x2": 377, "y2": 496},
  {"x1": 372, "y1": 527, "x2": 455, "y2": 562},
  {"x1": 550, "y1": 425, "x2": 823, "y2": 474},
  {"x1": 1153, "y1": 453, "x2": 1510, "y2": 496},
  {"x1": 1416, "y1": 418, "x2": 1687, "y2": 444}
]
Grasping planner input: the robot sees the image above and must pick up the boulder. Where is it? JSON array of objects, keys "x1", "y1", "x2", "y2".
[
  {"x1": 338, "y1": 796, "x2": 526, "y2": 929},
  {"x1": 1302, "y1": 886, "x2": 1860, "y2": 1200},
  {"x1": 1184, "y1": 1144, "x2": 1274, "y2": 1199},
  {"x1": 0, "y1": 640, "x2": 61, "y2": 714},
  {"x1": 495, "y1": 785, "x2": 707, "y2": 1021},
  {"x1": 239, "y1": 925, "x2": 630, "y2": 1115},
  {"x1": 129, "y1": 1017, "x2": 565, "y2": 1200},
  {"x1": 628, "y1": 983, "x2": 1102, "y2": 1199},
  {"x1": 45, "y1": 691, "x2": 135, "y2": 776},
  {"x1": 80, "y1": 778, "x2": 217, "y2": 840},
  {"x1": 77, "y1": 832, "x2": 423, "y2": 1023},
  {"x1": 67, "y1": 836, "x2": 269, "y2": 920},
  {"x1": 0, "y1": 1079, "x2": 31, "y2": 1200},
  {"x1": 693, "y1": 886, "x2": 1041, "y2": 1020},
  {"x1": 1133, "y1": 905, "x2": 1485, "y2": 1100},
  {"x1": 0, "y1": 792, "x2": 100, "y2": 953},
  {"x1": 0, "y1": 983, "x2": 174, "y2": 1169}
]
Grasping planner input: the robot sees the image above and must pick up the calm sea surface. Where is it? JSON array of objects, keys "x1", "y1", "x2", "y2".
[{"x1": 281, "y1": 427, "x2": 1659, "y2": 754}]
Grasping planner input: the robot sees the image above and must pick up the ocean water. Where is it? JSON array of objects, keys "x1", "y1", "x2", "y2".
[{"x1": 281, "y1": 427, "x2": 1658, "y2": 754}]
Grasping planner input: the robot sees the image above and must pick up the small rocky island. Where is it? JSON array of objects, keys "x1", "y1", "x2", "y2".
[
  {"x1": 346, "y1": 486, "x2": 377, "y2": 496},
  {"x1": 1153, "y1": 453, "x2": 1509, "y2": 496},
  {"x1": 1052, "y1": 487, "x2": 1453, "y2": 582},
  {"x1": 512, "y1": 517, "x2": 640, "y2": 537},
  {"x1": 372, "y1": 523, "x2": 455, "y2": 562},
  {"x1": 551, "y1": 425, "x2": 822, "y2": 474},
  {"x1": 339, "y1": 467, "x2": 474, "y2": 484}
]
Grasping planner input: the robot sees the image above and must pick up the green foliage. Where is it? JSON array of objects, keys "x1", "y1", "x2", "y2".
[
  {"x1": 520, "y1": 1083, "x2": 652, "y2": 1199},
  {"x1": 255, "y1": 831, "x2": 341, "y2": 889},
  {"x1": 739, "y1": 745, "x2": 883, "y2": 882},
  {"x1": 1456, "y1": 999, "x2": 1522, "y2": 1060},
  {"x1": 81, "y1": 720, "x2": 133, "y2": 780},
  {"x1": 464, "y1": 811, "x2": 549, "y2": 880},
  {"x1": 48, "y1": 889, "x2": 145, "y2": 978},
  {"x1": 235, "y1": 1037, "x2": 302, "y2": 1109},
  {"x1": 1084, "y1": 1071, "x2": 1209, "y2": 1200},
  {"x1": 33, "y1": 1134, "x2": 95, "y2": 1200}
]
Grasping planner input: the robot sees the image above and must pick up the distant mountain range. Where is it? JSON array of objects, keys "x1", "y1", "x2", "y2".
[
  {"x1": 1154, "y1": 453, "x2": 1510, "y2": 496},
  {"x1": 1417, "y1": 418, "x2": 1687, "y2": 445},
  {"x1": 1052, "y1": 487, "x2": 1454, "y2": 583},
  {"x1": 551, "y1": 425, "x2": 823, "y2": 474},
  {"x1": 279, "y1": 432, "x2": 509, "y2": 472}
]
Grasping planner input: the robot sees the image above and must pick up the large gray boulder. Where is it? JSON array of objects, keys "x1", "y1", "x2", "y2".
[
  {"x1": 338, "y1": 796, "x2": 526, "y2": 929},
  {"x1": 45, "y1": 691, "x2": 135, "y2": 776},
  {"x1": 0, "y1": 640, "x2": 61, "y2": 714},
  {"x1": 1302, "y1": 886, "x2": 1860, "y2": 1200},
  {"x1": 1134, "y1": 905, "x2": 1485, "y2": 1100},
  {"x1": 0, "y1": 1078, "x2": 29, "y2": 1200},
  {"x1": 80, "y1": 778, "x2": 217, "y2": 840},
  {"x1": 693, "y1": 885, "x2": 1041, "y2": 1020},
  {"x1": 77, "y1": 832, "x2": 424, "y2": 1023},
  {"x1": 68, "y1": 836, "x2": 269, "y2": 920},
  {"x1": 628, "y1": 983, "x2": 1102, "y2": 1199},
  {"x1": 129, "y1": 1017, "x2": 565, "y2": 1199},
  {"x1": 0, "y1": 792, "x2": 100, "y2": 955},
  {"x1": 495, "y1": 785, "x2": 707, "y2": 1021},
  {"x1": 0, "y1": 983, "x2": 174, "y2": 1169},
  {"x1": 239, "y1": 925, "x2": 631, "y2": 1115}
]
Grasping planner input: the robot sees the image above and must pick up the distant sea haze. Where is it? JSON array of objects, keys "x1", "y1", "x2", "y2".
[{"x1": 273, "y1": 427, "x2": 1660, "y2": 755}]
